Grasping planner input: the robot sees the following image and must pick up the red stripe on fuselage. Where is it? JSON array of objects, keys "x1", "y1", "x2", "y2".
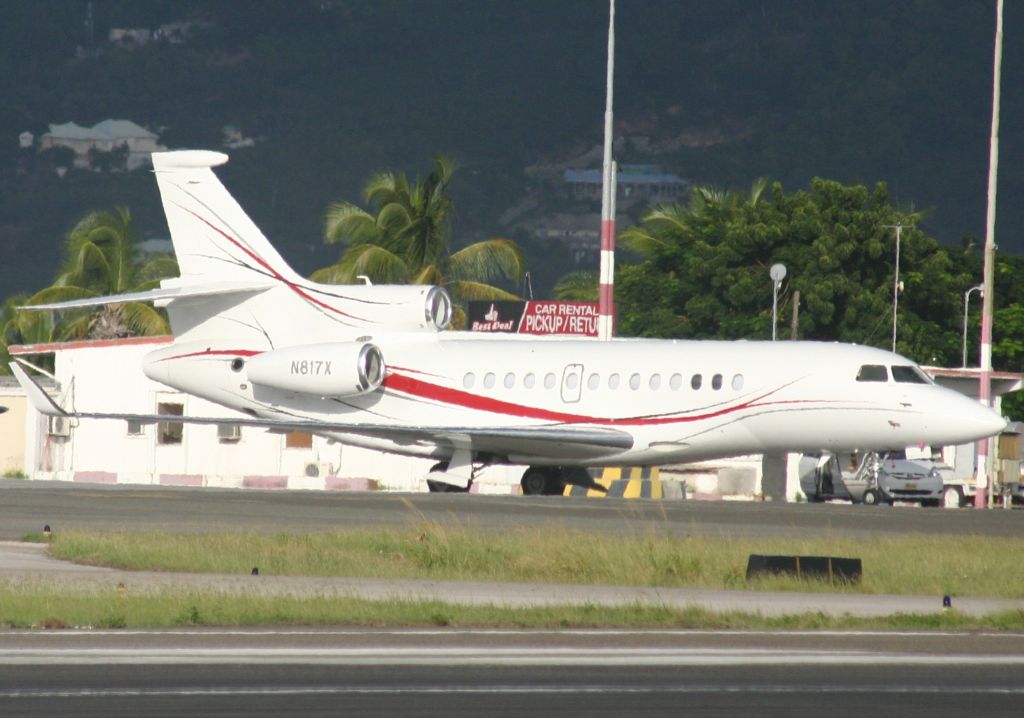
[
  {"x1": 383, "y1": 371, "x2": 801, "y2": 427},
  {"x1": 157, "y1": 349, "x2": 263, "y2": 362}
]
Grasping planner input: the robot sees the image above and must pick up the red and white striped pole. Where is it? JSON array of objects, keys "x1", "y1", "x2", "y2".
[
  {"x1": 598, "y1": 0, "x2": 616, "y2": 340},
  {"x1": 975, "y1": 0, "x2": 1003, "y2": 509}
]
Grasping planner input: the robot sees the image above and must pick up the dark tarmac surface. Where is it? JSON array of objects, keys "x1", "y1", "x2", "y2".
[
  {"x1": 1, "y1": 628, "x2": 1023, "y2": 717},
  {"x1": 2, "y1": 478, "x2": 1022, "y2": 540}
]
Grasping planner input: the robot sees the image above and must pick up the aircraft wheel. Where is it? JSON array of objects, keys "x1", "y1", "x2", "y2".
[
  {"x1": 521, "y1": 468, "x2": 551, "y2": 495},
  {"x1": 943, "y1": 485, "x2": 963, "y2": 509},
  {"x1": 862, "y1": 489, "x2": 880, "y2": 506}
]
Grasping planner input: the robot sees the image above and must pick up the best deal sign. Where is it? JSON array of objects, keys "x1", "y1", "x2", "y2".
[{"x1": 468, "y1": 301, "x2": 605, "y2": 336}]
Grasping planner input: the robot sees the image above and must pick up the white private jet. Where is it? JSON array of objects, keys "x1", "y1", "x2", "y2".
[{"x1": 12, "y1": 150, "x2": 1006, "y2": 494}]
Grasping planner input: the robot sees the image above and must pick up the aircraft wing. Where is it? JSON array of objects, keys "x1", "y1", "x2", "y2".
[{"x1": 11, "y1": 363, "x2": 632, "y2": 460}]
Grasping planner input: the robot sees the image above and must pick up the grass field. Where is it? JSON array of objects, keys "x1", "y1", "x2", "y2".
[
  {"x1": 3, "y1": 525, "x2": 1021, "y2": 629},
  {"x1": 38, "y1": 525, "x2": 1024, "y2": 598}
]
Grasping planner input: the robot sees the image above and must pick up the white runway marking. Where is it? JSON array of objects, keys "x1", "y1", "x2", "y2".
[
  {"x1": 3, "y1": 686, "x2": 1024, "y2": 699},
  {"x1": 3, "y1": 647, "x2": 1024, "y2": 666}
]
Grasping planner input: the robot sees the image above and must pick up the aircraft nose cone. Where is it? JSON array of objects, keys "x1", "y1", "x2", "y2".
[{"x1": 957, "y1": 397, "x2": 1006, "y2": 439}]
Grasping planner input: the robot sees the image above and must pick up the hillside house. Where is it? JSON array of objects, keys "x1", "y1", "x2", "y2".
[{"x1": 40, "y1": 120, "x2": 165, "y2": 171}]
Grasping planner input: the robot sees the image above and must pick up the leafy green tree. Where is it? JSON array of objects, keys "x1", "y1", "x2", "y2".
[
  {"x1": 616, "y1": 178, "x2": 972, "y2": 365},
  {"x1": 26, "y1": 207, "x2": 177, "y2": 340},
  {"x1": 312, "y1": 156, "x2": 524, "y2": 325}
]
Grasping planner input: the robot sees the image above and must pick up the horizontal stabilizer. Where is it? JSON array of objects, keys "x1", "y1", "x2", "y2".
[{"x1": 21, "y1": 281, "x2": 274, "y2": 311}]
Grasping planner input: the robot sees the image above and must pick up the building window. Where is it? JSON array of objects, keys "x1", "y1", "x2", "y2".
[
  {"x1": 157, "y1": 402, "x2": 184, "y2": 445},
  {"x1": 126, "y1": 419, "x2": 145, "y2": 436},
  {"x1": 286, "y1": 431, "x2": 313, "y2": 449}
]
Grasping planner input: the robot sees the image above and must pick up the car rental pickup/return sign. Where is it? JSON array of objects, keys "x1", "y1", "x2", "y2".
[{"x1": 467, "y1": 301, "x2": 608, "y2": 336}]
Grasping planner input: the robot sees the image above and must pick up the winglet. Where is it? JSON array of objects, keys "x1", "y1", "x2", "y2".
[{"x1": 10, "y1": 362, "x2": 68, "y2": 417}]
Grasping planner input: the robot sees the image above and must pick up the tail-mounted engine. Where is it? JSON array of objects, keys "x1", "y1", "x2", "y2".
[{"x1": 243, "y1": 342, "x2": 385, "y2": 396}]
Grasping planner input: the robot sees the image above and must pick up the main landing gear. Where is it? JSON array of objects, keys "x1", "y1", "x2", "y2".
[{"x1": 520, "y1": 466, "x2": 602, "y2": 496}]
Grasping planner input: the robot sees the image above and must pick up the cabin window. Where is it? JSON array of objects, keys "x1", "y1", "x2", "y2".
[
  {"x1": 608, "y1": 373, "x2": 620, "y2": 389},
  {"x1": 732, "y1": 374, "x2": 744, "y2": 390},
  {"x1": 565, "y1": 373, "x2": 579, "y2": 390},
  {"x1": 483, "y1": 372, "x2": 496, "y2": 389},
  {"x1": 856, "y1": 364, "x2": 888, "y2": 382},
  {"x1": 544, "y1": 372, "x2": 556, "y2": 389},
  {"x1": 523, "y1": 372, "x2": 536, "y2": 389},
  {"x1": 891, "y1": 365, "x2": 931, "y2": 384},
  {"x1": 649, "y1": 374, "x2": 662, "y2": 390},
  {"x1": 669, "y1": 373, "x2": 682, "y2": 390},
  {"x1": 463, "y1": 372, "x2": 475, "y2": 389},
  {"x1": 504, "y1": 372, "x2": 516, "y2": 389},
  {"x1": 629, "y1": 373, "x2": 641, "y2": 390},
  {"x1": 711, "y1": 374, "x2": 723, "y2": 390},
  {"x1": 157, "y1": 402, "x2": 184, "y2": 445},
  {"x1": 691, "y1": 374, "x2": 702, "y2": 390},
  {"x1": 587, "y1": 373, "x2": 600, "y2": 390}
]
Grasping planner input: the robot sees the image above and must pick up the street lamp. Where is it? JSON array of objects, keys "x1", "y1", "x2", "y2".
[
  {"x1": 885, "y1": 223, "x2": 908, "y2": 352},
  {"x1": 962, "y1": 284, "x2": 984, "y2": 367},
  {"x1": 770, "y1": 263, "x2": 786, "y2": 341}
]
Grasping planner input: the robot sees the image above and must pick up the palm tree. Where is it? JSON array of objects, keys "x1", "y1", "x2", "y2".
[
  {"x1": 312, "y1": 157, "x2": 524, "y2": 324},
  {"x1": 1, "y1": 294, "x2": 58, "y2": 374},
  {"x1": 25, "y1": 208, "x2": 178, "y2": 340},
  {"x1": 552, "y1": 270, "x2": 599, "y2": 302}
]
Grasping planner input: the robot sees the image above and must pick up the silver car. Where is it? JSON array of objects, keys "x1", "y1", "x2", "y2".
[{"x1": 800, "y1": 450, "x2": 945, "y2": 506}]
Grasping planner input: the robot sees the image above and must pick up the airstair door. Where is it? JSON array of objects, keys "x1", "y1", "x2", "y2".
[{"x1": 560, "y1": 364, "x2": 584, "y2": 403}]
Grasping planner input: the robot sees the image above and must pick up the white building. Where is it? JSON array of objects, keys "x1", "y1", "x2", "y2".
[
  {"x1": 40, "y1": 120, "x2": 166, "y2": 171},
  {"x1": 10, "y1": 337, "x2": 520, "y2": 494}
]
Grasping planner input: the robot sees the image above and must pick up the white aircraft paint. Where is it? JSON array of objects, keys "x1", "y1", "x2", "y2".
[{"x1": 14, "y1": 151, "x2": 1007, "y2": 493}]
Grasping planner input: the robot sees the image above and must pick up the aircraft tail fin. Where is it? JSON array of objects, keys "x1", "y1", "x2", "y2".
[{"x1": 151, "y1": 151, "x2": 302, "y2": 286}]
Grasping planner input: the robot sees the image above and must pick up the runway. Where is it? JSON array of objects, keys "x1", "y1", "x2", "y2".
[{"x1": 1, "y1": 628, "x2": 1023, "y2": 717}]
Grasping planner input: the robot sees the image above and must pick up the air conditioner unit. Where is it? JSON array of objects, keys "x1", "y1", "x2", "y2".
[
  {"x1": 304, "y1": 461, "x2": 334, "y2": 478},
  {"x1": 48, "y1": 415, "x2": 71, "y2": 437},
  {"x1": 217, "y1": 424, "x2": 242, "y2": 442}
]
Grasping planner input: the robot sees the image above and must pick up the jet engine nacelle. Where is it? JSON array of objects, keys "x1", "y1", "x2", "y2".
[
  {"x1": 321, "y1": 284, "x2": 453, "y2": 333},
  {"x1": 244, "y1": 342, "x2": 385, "y2": 397}
]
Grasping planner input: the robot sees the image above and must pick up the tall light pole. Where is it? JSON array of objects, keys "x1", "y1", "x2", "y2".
[
  {"x1": 962, "y1": 284, "x2": 984, "y2": 368},
  {"x1": 770, "y1": 263, "x2": 786, "y2": 341},
  {"x1": 597, "y1": 0, "x2": 616, "y2": 340},
  {"x1": 885, "y1": 223, "x2": 908, "y2": 352},
  {"x1": 976, "y1": 0, "x2": 1004, "y2": 509}
]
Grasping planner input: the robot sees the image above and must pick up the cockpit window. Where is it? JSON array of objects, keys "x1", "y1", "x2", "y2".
[
  {"x1": 856, "y1": 364, "x2": 888, "y2": 382},
  {"x1": 891, "y1": 365, "x2": 932, "y2": 384}
]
